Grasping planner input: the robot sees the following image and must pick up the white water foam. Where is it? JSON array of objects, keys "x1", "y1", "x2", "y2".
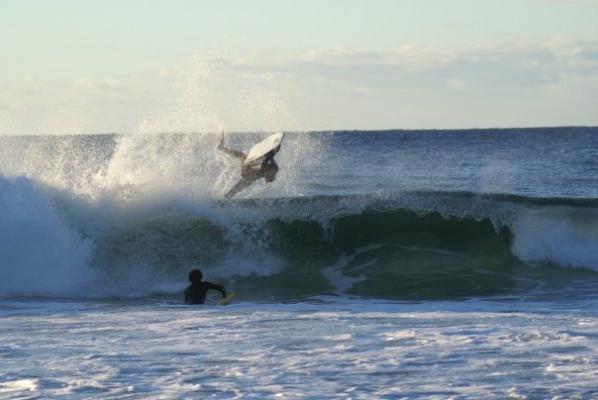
[
  {"x1": 0, "y1": 175, "x2": 94, "y2": 297},
  {"x1": 2, "y1": 298, "x2": 597, "y2": 398},
  {"x1": 511, "y1": 208, "x2": 598, "y2": 271}
]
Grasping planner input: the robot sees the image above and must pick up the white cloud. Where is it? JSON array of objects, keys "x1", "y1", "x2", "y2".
[
  {"x1": 552, "y1": 0, "x2": 598, "y2": 4},
  {"x1": 200, "y1": 39, "x2": 598, "y2": 129},
  {"x1": 73, "y1": 77, "x2": 128, "y2": 91},
  {"x1": 73, "y1": 77, "x2": 95, "y2": 88},
  {"x1": 293, "y1": 40, "x2": 597, "y2": 89},
  {"x1": 192, "y1": 39, "x2": 596, "y2": 86},
  {"x1": 2, "y1": 38, "x2": 598, "y2": 134}
]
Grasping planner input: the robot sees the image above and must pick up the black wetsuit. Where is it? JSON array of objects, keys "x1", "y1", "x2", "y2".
[
  {"x1": 224, "y1": 150, "x2": 279, "y2": 199},
  {"x1": 184, "y1": 281, "x2": 226, "y2": 305},
  {"x1": 242, "y1": 152, "x2": 278, "y2": 179}
]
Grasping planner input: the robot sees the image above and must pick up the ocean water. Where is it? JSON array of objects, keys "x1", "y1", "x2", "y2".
[{"x1": 1, "y1": 128, "x2": 598, "y2": 398}]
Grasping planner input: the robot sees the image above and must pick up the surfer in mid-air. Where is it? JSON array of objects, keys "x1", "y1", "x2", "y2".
[{"x1": 218, "y1": 131, "x2": 281, "y2": 199}]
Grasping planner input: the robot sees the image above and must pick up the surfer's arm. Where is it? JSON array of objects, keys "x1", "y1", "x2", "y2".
[
  {"x1": 218, "y1": 146, "x2": 246, "y2": 160},
  {"x1": 217, "y1": 131, "x2": 246, "y2": 160},
  {"x1": 205, "y1": 282, "x2": 227, "y2": 298},
  {"x1": 221, "y1": 148, "x2": 246, "y2": 160}
]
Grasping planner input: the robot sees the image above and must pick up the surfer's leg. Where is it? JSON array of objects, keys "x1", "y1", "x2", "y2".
[{"x1": 224, "y1": 178, "x2": 255, "y2": 199}]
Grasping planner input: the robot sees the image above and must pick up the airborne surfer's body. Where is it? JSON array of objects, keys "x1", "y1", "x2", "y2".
[{"x1": 218, "y1": 132, "x2": 281, "y2": 199}]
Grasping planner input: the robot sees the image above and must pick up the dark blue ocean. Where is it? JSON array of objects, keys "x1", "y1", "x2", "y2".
[{"x1": 1, "y1": 128, "x2": 598, "y2": 398}]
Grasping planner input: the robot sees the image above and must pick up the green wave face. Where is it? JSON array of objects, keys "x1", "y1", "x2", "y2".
[{"x1": 90, "y1": 195, "x2": 598, "y2": 300}]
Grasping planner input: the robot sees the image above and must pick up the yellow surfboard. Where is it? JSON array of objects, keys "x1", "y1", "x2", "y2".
[{"x1": 218, "y1": 292, "x2": 236, "y2": 305}]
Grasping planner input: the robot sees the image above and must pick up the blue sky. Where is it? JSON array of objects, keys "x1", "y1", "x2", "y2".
[{"x1": 1, "y1": 0, "x2": 598, "y2": 133}]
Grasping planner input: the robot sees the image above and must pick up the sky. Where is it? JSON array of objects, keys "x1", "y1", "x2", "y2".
[{"x1": 1, "y1": 0, "x2": 598, "y2": 134}]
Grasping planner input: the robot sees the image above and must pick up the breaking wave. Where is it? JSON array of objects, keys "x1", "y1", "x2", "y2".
[{"x1": 1, "y1": 173, "x2": 597, "y2": 299}]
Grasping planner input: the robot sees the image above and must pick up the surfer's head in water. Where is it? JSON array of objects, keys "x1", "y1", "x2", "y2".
[
  {"x1": 188, "y1": 268, "x2": 203, "y2": 284},
  {"x1": 185, "y1": 268, "x2": 227, "y2": 305}
]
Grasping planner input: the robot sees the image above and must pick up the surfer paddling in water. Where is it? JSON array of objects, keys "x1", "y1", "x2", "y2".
[
  {"x1": 218, "y1": 131, "x2": 282, "y2": 199},
  {"x1": 184, "y1": 268, "x2": 227, "y2": 305}
]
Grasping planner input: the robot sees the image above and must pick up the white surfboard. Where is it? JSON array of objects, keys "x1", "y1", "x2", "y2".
[{"x1": 243, "y1": 133, "x2": 284, "y2": 165}]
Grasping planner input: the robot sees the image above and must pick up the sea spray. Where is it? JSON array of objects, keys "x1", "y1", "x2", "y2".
[
  {"x1": 1, "y1": 130, "x2": 598, "y2": 299},
  {"x1": 0, "y1": 175, "x2": 94, "y2": 297}
]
